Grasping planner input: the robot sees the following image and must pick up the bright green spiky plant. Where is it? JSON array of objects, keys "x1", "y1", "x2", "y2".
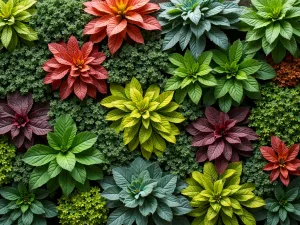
[
  {"x1": 182, "y1": 162, "x2": 265, "y2": 225},
  {"x1": 158, "y1": 0, "x2": 241, "y2": 58},
  {"x1": 0, "y1": 0, "x2": 38, "y2": 51},
  {"x1": 241, "y1": 0, "x2": 300, "y2": 63},
  {"x1": 101, "y1": 77, "x2": 185, "y2": 159}
]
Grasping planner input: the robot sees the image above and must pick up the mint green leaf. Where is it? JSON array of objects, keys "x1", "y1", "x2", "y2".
[
  {"x1": 198, "y1": 51, "x2": 213, "y2": 65},
  {"x1": 56, "y1": 152, "x2": 76, "y2": 172},
  {"x1": 70, "y1": 164, "x2": 86, "y2": 184},
  {"x1": 241, "y1": 76, "x2": 260, "y2": 92},
  {"x1": 279, "y1": 21, "x2": 293, "y2": 40},
  {"x1": 48, "y1": 160, "x2": 62, "y2": 179},
  {"x1": 61, "y1": 124, "x2": 77, "y2": 149},
  {"x1": 23, "y1": 145, "x2": 57, "y2": 166},
  {"x1": 47, "y1": 133, "x2": 62, "y2": 151},
  {"x1": 165, "y1": 77, "x2": 182, "y2": 91},
  {"x1": 71, "y1": 132, "x2": 98, "y2": 154},
  {"x1": 239, "y1": 59, "x2": 261, "y2": 75},
  {"x1": 187, "y1": 83, "x2": 202, "y2": 104},
  {"x1": 265, "y1": 22, "x2": 281, "y2": 44},
  {"x1": 169, "y1": 53, "x2": 185, "y2": 68},
  {"x1": 157, "y1": 202, "x2": 173, "y2": 222},
  {"x1": 198, "y1": 74, "x2": 217, "y2": 86},
  {"x1": 229, "y1": 80, "x2": 243, "y2": 104},
  {"x1": 1, "y1": 26, "x2": 12, "y2": 48},
  {"x1": 214, "y1": 78, "x2": 233, "y2": 98},
  {"x1": 229, "y1": 40, "x2": 243, "y2": 63},
  {"x1": 75, "y1": 148, "x2": 104, "y2": 165},
  {"x1": 107, "y1": 207, "x2": 130, "y2": 225},
  {"x1": 29, "y1": 166, "x2": 51, "y2": 190},
  {"x1": 140, "y1": 196, "x2": 158, "y2": 216},
  {"x1": 212, "y1": 50, "x2": 228, "y2": 66},
  {"x1": 54, "y1": 115, "x2": 76, "y2": 139}
]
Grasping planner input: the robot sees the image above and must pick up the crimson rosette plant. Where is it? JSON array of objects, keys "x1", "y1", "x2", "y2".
[
  {"x1": 0, "y1": 183, "x2": 57, "y2": 225},
  {"x1": 83, "y1": 0, "x2": 161, "y2": 54},
  {"x1": 0, "y1": 92, "x2": 52, "y2": 149},
  {"x1": 43, "y1": 36, "x2": 108, "y2": 100},
  {"x1": 23, "y1": 115, "x2": 104, "y2": 196},
  {"x1": 260, "y1": 136, "x2": 300, "y2": 186},
  {"x1": 186, "y1": 107, "x2": 259, "y2": 174},
  {"x1": 100, "y1": 157, "x2": 192, "y2": 225},
  {"x1": 204, "y1": 40, "x2": 276, "y2": 112}
]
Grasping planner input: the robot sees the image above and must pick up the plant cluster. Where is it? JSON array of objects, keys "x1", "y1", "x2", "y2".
[
  {"x1": 100, "y1": 157, "x2": 192, "y2": 225},
  {"x1": 187, "y1": 106, "x2": 258, "y2": 174},
  {"x1": 8, "y1": 153, "x2": 33, "y2": 185},
  {"x1": 241, "y1": 0, "x2": 300, "y2": 63},
  {"x1": 101, "y1": 77, "x2": 185, "y2": 159},
  {"x1": 0, "y1": 137, "x2": 15, "y2": 187},
  {"x1": 158, "y1": 0, "x2": 241, "y2": 58},
  {"x1": 23, "y1": 115, "x2": 104, "y2": 196},
  {"x1": 57, "y1": 187, "x2": 108, "y2": 225},
  {"x1": 182, "y1": 162, "x2": 265, "y2": 225}
]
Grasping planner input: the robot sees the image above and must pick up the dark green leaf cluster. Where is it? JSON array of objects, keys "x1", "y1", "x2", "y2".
[
  {"x1": 0, "y1": 183, "x2": 57, "y2": 225},
  {"x1": 103, "y1": 37, "x2": 169, "y2": 88},
  {"x1": 8, "y1": 154, "x2": 33, "y2": 185},
  {"x1": 0, "y1": 43, "x2": 51, "y2": 101},
  {"x1": 0, "y1": 137, "x2": 15, "y2": 187},
  {"x1": 49, "y1": 97, "x2": 139, "y2": 173},
  {"x1": 57, "y1": 187, "x2": 108, "y2": 225},
  {"x1": 158, "y1": 132, "x2": 202, "y2": 179},
  {"x1": 177, "y1": 98, "x2": 203, "y2": 123},
  {"x1": 30, "y1": 0, "x2": 91, "y2": 43},
  {"x1": 100, "y1": 158, "x2": 192, "y2": 225}
]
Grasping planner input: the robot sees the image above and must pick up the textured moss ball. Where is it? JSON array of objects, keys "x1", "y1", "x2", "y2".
[
  {"x1": 57, "y1": 187, "x2": 108, "y2": 225},
  {"x1": 0, "y1": 137, "x2": 16, "y2": 187},
  {"x1": 8, "y1": 154, "x2": 34, "y2": 185}
]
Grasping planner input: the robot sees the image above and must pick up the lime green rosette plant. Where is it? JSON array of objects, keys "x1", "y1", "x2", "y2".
[
  {"x1": 182, "y1": 162, "x2": 265, "y2": 225},
  {"x1": 101, "y1": 77, "x2": 185, "y2": 159},
  {"x1": 165, "y1": 50, "x2": 217, "y2": 105},
  {"x1": 23, "y1": 115, "x2": 104, "y2": 196},
  {"x1": 241, "y1": 0, "x2": 300, "y2": 63},
  {"x1": 0, "y1": 0, "x2": 38, "y2": 51},
  {"x1": 204, "y1": 40, "x2": 276, "y2": 112}
]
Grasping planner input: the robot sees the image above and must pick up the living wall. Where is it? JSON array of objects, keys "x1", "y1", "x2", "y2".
[{"x1": 0, "y1": 0, "x2": 299, "y2": 224}]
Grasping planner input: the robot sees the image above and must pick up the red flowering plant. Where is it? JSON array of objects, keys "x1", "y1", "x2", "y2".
[
  {"x1": 43, "y1": 36, "x2": 108, "y2": 100},
  {"x1": 83, "y1": 0, "x2": 161, "y2": 54},
  {"x1": 260, "y1": 136, "x2": 300, "y2": 186},
  {"x1": 0, "y1": 92, "x2": 52, "y2": 149},
  {"x1": 186, "y1": 107, "x2": 259, "y2": 174}
]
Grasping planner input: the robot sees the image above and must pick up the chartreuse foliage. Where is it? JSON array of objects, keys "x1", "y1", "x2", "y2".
[
  {"x1": 205, "y1": 40, "x2": 276, "y2": 112},
  {"x1": 182, "y1": 162, "x2": 265, "y2": 225},
  {"x1": 101, "y1": 77, "x2": 185, "y2": 159},
  {"x1": 0, "y1": 137, "x2": 15, "y2": 187},
  {"x1": 57, "y1": 187, "x2": 108, "y2": 225},
  {"x1": 100, "y1": 157, "x2": 192, "y2": 225},
  {"x1": 23, "y1": 115, "x2": 104, "y2": 196},
  {"x1": 241, "y1": 0, "x2": 300, "y2": 63},
  {"x1": 165, "y1": 50, "x2": 217, "y2": 105},
  {"x1": 158, "y1": 0, "x2": 241, "y2": 58},
  {"x1": 0, "y1": 0, "x2": 38, "y2": 51},
  {"x1": 0, "y1": 183, "x2": 57, "y2": 225}
]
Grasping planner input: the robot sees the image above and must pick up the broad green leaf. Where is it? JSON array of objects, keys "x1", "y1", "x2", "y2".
[
  {"x1": 239, "y1": 59, "x2": 261, "y2": 75},
  {"x1": 162, "y1": 25, "x2": 181, "y2": 50},
  {"x1": 179, "y1": 26, "x2": 193, "y2": 50},
  {"x1": 1, "y1": 26, "x2": 12, "y2": 48},
  {"x1": 56, "y1": 152, "x2": 76, "y2": 172},
  {"x1": 23, "y1": 145, "x2": 57, "y2": 166},
  {"x1": 139, "y1": 196, "x2": 158, "y2": 216},
  {"x1": 130, "y1": 77, "x2": 143, "y2": 94},
  {"x1": 48, "y1": 160, "x2": 62, "y2": 179},
  {"x1": 219, "y1": 95, "x2": 232, "y2": 113},
  {"x1": 174, "y1": 88, "x2": 188, "y2": 104},
  {"x1": 187, "y1": 83, "x2": 202, "y2": 104},
  {"x1": 75, "y1": 148, "x2": 104, "y2": 165},
  {"x1": 196, "y1": 64, "x2": 212, "y2": 76},
  {"x1": 265, "y1": 22, "x2": 281, "y2": 44},
  {"x1": 229, "y1": 40, "x2": 243, "y2": 63},
  {"x1": 203, "y1": 162, "x2": 218, "y2": 181},
  {"x1": 30, "y1": 201, "x2": 45, "y2": 215},
  {"x1": 102, "y1": 185, "x2": 121, "y2": 201},
  {"x1": 207, "y1": 27, "x2": 228, "y2": 50},
  {"x1": 165, "y1": 77, "x2": 182, "y2": 91},
  {"x1": 139, "y1": 124, "x2": 152, "y2": 144},
  {"x1": 157, "y1": 202, "x2": 173, "y2": 222},
  {"x1": 229, "y1": 80, "x2": 243, "y2": 103},
  {"x1": 240, "y1": 12, "x2": 261, "y2": 26},
  {"x1": 169, "y1": 53, "x2": 185, "y2": 68},
  {"x1": 214, "y1": 78, "x2": 233, "y2": 98},
  {"x1": 271, "y1": 42, "x2": 286, "y2": 63},
  {"x1": 107, "y1": 207, "x2": 130, "y2": 225},
  {"x1": 280, "y1": 36, "x2": 297, "y2": 55},
  {"x1": 255, "y1": 62, "x2": 276, "y2": 80},
  {"x1": 29, "y1": 166, "x2": 51, "y2": 190},
  {"x1": 47, "y1": 133, "x2": 62, "y2": 151},
  {"x1": 85, "y1": 166, "x2": 103, "y2": 181},
  {"x1": 106, "y1": 109, "x2": 128, "y2": 121},
  {"x1": 241, "y1": 76, "x2": 259, "y2": 92},
  {"x1": 61, "y1": 124, "x2": 77, "y2": 150},
  {"x1": 198, "y1": 74, "x2": 217, "y2": 86},
  {"x1": 42, "y1": 200, "x2": 57, "y2": 218},
  {"x1": 156, "y1": 91, "x2": 174, "y2": 109},
  {"x1": 198, "y1": 51, "x2": 213, "y2": 65},
  {"x1": 58, "y1": 171, "x2": 75, "y2": 196},
  {"x1": 189, "y1": 35, "x2": 206, "y2": 59},
  {"x1": 157, "y1": 174, "x2": 177, "y2": 194},
  {"x1": 71, "y1": 132, "x2": 98, "y2": 154},
  {"x1": 0, "y1": 187, "x2": 20, "y2": 200},
  {"x1": 279, "y1": 21, "x2": 293, "y2": 40},
  {"x1": 110, "y1": 84, "x2": 126, "y2": 98},
  {"x1": 22, "y1": 210, "x2": 34, "y2": 225},
  {"x1": 212, "y1": 50, "x2": 228, "y2": 66},
  {"x1": 70, "y1": 164, "x2": 86, "y2": 184},
  {"x1": 130, "y1": 88, "x2": 143, "y2": 103},
  {"x1": 54, "y1": 115, "x2": 75, "y2": 139}
]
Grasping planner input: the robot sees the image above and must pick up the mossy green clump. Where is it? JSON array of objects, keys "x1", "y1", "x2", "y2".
[
  {"x1": 30, "y1": 0, "x2": 91, "y2": 43},
  {"x1": 8, "y1": 154, "x2": 34, "y2": 184},
  {"x1": 57, "y1": 187, "x2": 108, "y2": 225},
  {"x1": 0, "y1": 137, "x2": 16, "y2": 186}
]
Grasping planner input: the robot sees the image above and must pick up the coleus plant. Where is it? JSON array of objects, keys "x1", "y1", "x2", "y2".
[
  {"x1": 260, "y1": 136, "x2": 300, "y2": 186},
  {"x1": 83, "y1": 0, "x2": 161, "y2": 54},
  {"x1": 241, "y1": 0, "x2": 300, "y2": 63},
  {"x1": 205, "y1": 40, "x2": 276, "y2": 112},
  {"x1": 100, "y1": 77, "x2": 185, "y2": 159},
  {"x1": 0, "y1": 182, "x2": 57, "y2": 225},
  {"x1": 158, "y1": 0, "x2": 241, "y2": 58},
  {"x1": 255, "y1": 180, "x2": 300, "y2": 225},
  {"x1": 0, "y1": 92, "x2": 52, "y2": 149},
  {"x1": 186, "y1": 107, "x2": 259, "y2": 174},
  {"x1": 182, "y1": 162, "x2": 265, "y2": 225},
  {"x1": 165, "y1": 50, "x2": 217, "y2": 105},
  {"x1": 100, "y1": 157, "x2": 192, "y2": 225},
  {"x1": 0, "y1": 0, "x2": 38, "y2": 51},
  {"x1": 23, "y1": 115, "x2": 104, "y2": 196},
  {"x1": 43, "y1": 36, "x2": 108, "y2": 100}
]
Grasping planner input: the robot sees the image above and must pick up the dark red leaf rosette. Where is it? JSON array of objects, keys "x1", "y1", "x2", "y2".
[
  {"x1": 0, "y1": 92, "x2": 52, "y2": 149},
  {"x1": 186, "y1": 107, "x2": 259, "y2": 174}
]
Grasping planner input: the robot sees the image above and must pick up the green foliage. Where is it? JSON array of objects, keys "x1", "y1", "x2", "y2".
[
  {"x1": 0, "y1": 182, "x2": 57, "y2": 225},
  {"x1": 182, "y1": 162, "x2": 265, "y2": 225},
  {"x1": 0, "y1": 137, "x2": 15, "y2": 187},
  {"x1": 103, "y1": 36, "x2": 169, "y2": 88},
  {"x1": 0, "y1": 0, "x2": 38, "y2": 51},
  {"x1": 23, "y1": 115, "x2": 104, "y2": 196},
  {"x1": 101, "y1": 77, "x2": 185, "y2": 159},
  {"x1": 57, "y1": 187, "x2": 108, "y2": 225},
  {"x1": 49, "y1": 97, "x2": 139, "y2": 174},
  {"x1": 0, "y1": 43, "x2": 50, "y2": 101},
  {"x1": 177, "y1": 97, "x2": 204, "y2": 123},
  {"x1": 205, "y1": 40, "x2": 276, "y2": 112},
  {"x1": 158, "y1": 131, "x2": 201, "y2": 179},
  {"x1": 8, "y1": 154, "x2": 33, "y2": 185},
  {"x1": 100, "y1": 157, "x2": 192, "y2": 225},
  {"x1": 30, "y1": 0, "x2": 91, "y2": 43},
  {"x1": 241, "y1": 0, "x2": 300, "y2": 63},
  {"x1": 158, "y1": 0, "x2": 241, "y2": 58},
  {"x1": 165, "y1": 51, "x2": 216, "y2": 105}
]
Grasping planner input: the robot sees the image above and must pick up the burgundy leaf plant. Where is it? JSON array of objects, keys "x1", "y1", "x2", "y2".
[
  {"x1": 186, "y1": 107, "x2": 259, "y2": 174},
  {"x1": 0, "y1": 92, "x2": 52, "y2": 149},
  {"x1": 43, "y1": 36, "x2": 108, "y2": 100}
]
